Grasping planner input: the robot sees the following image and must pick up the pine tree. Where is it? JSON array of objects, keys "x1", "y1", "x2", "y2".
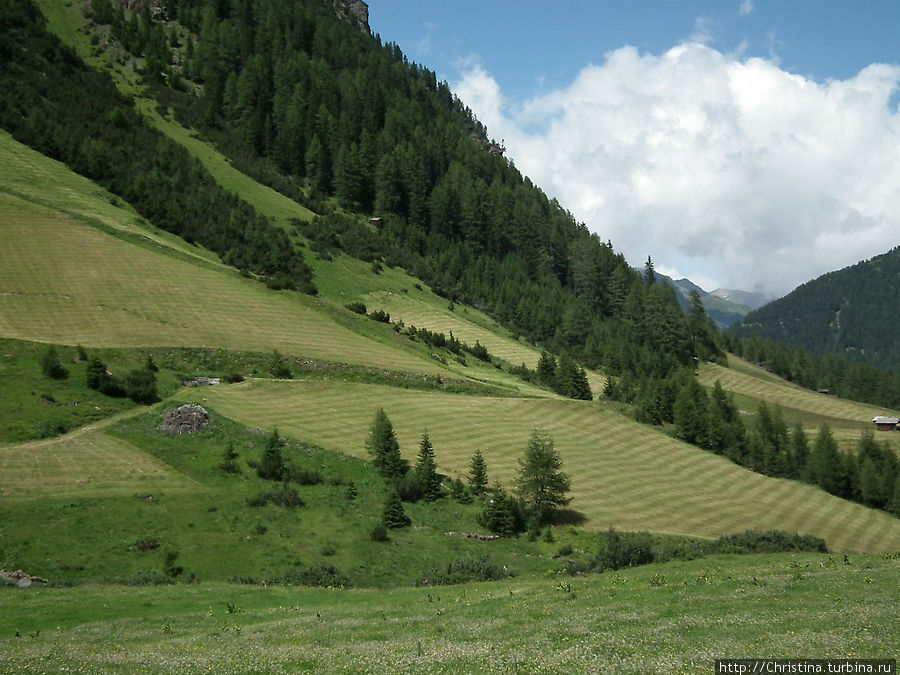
[
  {"x1": 643, "y1": 255, "x2": 656, "y2": 285},
  {"x1": 366, "y1": 408, "x2": 405, "y2": 478},
  {"x1": 414, "y1": 432, "x2": 441, "y2": 501},
  {"x1": 515, "y1": 429, "x2": 571, "y2": 523},
  {"x1": 808, "y1": 423, "x2": 848, "y2": 497},
  {"x1": 381, "y1": 489, "x2": 411, "y2": 528},
  {"x1": 468, "y1": 449, "x2": 489, "y2": 494},
  {"x1": 789, "y1": 422, "x2": 810, "y2": 480}
]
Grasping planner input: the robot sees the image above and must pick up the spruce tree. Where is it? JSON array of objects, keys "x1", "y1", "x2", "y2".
[
  {"x1": 366, "y1": 408, "x2": 405, "y2": 478},
  {"x1": 536, "y1": 351, "x2": 557, "y2": 389},
  {"x1": 381, "y1": 489, "x2": 411, "y2": 528},
  {"x1": 515, "y1": 429, "x2": 571, "y2": 523},
  {"x1": 468, "y1": 449, "x2": 489, "y2": 494},
  {"x1": 414, "y1": 432, "x2": 441, "y2": 501}
]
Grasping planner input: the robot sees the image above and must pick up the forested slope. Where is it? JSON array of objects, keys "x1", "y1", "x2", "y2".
[{"x1": 737, "y1": 247, "x2": 900, "y2": 371}]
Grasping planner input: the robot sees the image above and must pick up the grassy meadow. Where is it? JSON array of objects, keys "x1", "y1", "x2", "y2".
[{"x1": 0, "y1": 552, "x2": 896, "y2": 674}]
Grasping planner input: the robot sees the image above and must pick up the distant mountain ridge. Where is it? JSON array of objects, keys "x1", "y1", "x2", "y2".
[
  {"x1": 649, "y1": 273, "x2": 769, "y2": 329},
  {"x1": 735, "y1": 246, "x2": 900, "y2": 371}
]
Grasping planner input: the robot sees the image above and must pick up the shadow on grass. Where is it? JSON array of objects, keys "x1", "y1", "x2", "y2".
[{"x1": 550, "y1": 508, "x2": 586, "y2": 527}]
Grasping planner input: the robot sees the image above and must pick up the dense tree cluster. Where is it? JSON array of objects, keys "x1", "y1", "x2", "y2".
[{"x1": 0, "y1": 0, "x2": 315, "y2": 293}]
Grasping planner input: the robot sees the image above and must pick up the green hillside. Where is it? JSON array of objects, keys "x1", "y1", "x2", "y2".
[{"x1": 737, "y1": 247, "x2": 900, "y2": 371}]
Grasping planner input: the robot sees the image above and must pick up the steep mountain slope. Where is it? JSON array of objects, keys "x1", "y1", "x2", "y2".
[{"x1": 737, "y1": 247, "x2": 900, "y2": 371}]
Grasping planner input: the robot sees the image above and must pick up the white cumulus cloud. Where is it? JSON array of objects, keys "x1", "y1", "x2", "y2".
[{"x1": 452, "y1": 45, "x2": 900, "y2": 296}]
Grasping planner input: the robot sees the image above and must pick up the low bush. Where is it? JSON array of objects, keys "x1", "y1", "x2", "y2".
[
  {"x1": 345, "y1": 301, "x2": 367, "y2": 315},
  {"x1": 270, "y1": 563, "x2": 351, "y2": 588},
  {"x1": 418, "y1": 554, "x2": 511, "y2": 586}
]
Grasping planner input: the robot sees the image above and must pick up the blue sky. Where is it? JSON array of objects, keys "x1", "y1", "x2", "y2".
[{"x1": 369, "y1": 1, "x2": 900, "y2": 297}]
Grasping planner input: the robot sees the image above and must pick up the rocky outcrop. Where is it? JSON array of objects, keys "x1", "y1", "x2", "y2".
[
  {"x1": 1, "y1": 569, "x2": 48, "y2": 587},
  {"x1": 157, "y1": 403, "x2": 210, "y2": 434},
  {"x1": 332, "y1": 0, "x2": 370, "y2": 34}
]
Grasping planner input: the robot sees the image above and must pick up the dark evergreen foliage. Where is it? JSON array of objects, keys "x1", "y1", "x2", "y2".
[
  {"x1": 515, "y1": 429, "x2": 571, "y2": 523},
  {"x1": 257, "y1": 428, "x2": 286, "y2": 481},
  {"x1": 736, "y1": 246, "x2": 900, "y2": 372},
  {"x1": 468, "y1": 449, "x2": 489, "y2": 495},
  {"x1": 365, "y1": 408, "x2": 406, "y2": 478},
  {"x1": 413, "y1": 432, "x2": 442, "y2": 501},
  {"x1": 40, "y1": 346, "x2": 68, "y2": 379},
  {"x1": 381, "y1": 489, "x2": 411, "y2": 528}
]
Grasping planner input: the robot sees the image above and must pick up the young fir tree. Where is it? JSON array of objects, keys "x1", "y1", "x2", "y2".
[
  {"x1": 536, "y1": 351, "x2": 557, "y2": 390},
  {"x1": 414, "y1": 431, "x2": 441, "y2": 501},
  {"x1": 515, "y1": 429, "x2": 571, "y2": 524},
  {"x1": 468, "y1": 449, "x2": 489, "y2": 495},
  {"x1": 257, "y1": 428, "x2": 285, "y2": 481},
  {"x1": 218, "y1": 440, "x2": 240, "y2": 474},
  {"x1": 381, "y1": 489, "x2": 411, "y2": 528},
  {"x1": 366, "y1": 408, "x2": 405, "y2": 478}
]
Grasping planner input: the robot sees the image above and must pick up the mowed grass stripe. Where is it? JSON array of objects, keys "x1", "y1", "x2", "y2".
[
  {"x1": 0, "y1": 430, "x2": 199, "y2": 498},
  {"x1": 0, "y1": 194, "x2": 439, "y2": 375},
  {"x1": 199, "y1": 380, "x2": 900, "y2": 552}
]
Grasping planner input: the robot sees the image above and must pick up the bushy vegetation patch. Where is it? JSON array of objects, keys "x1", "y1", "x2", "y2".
[
  {"x1": 418, "y1": 554, "x2": 511, "y2": 586},
  {"x1": 268, "y1": 563, "x2": 351, "y2": 589}
]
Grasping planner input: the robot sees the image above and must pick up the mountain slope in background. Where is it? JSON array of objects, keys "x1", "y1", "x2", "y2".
[
  {"x1": 655, "y1": 274, "x2": 758, "y2": 329},
  {"x1": 736, "y1": 246, "x2": 900, "y2": 371}
]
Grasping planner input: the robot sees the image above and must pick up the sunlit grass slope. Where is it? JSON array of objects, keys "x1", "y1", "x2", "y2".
[
  {"x1": 0, "y1": 189, "x2": 443, "y2": 374},
  {"x1": 0, "y1": 428, "x2": 199, "y2": 499},
  {"x1": 1, "y1": 552, "x2": 896, "y2": 674},
  {"x1": 200, "y1": 379, "x2": 900, "y2": 553},
  {"x1": 364, "y1": 286, "x2": 608, "y2": 395}
]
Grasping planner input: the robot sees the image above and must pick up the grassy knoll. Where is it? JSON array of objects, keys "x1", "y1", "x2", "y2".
[
  {"x1": 0, "y1": 552, "x2": 896, "y2": 674},
  {"x1": 199, "y1": 379, "x2": 900, "y2": 553},
  {"x1": 362, "y1": 282, "x2": 607, "y2": 395}
]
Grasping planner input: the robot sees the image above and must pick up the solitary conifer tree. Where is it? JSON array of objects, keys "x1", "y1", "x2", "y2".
[
  {"x1": 516, "y1": 429, "x2": 571, "y2": 523},
  {"x1": 381, "y1": 489, "x2": 411, "y2": 528},
  {"x1": 414, "y1": 432, "x2": 441, "y2": 501},
  {"x1": 468, "y1": 449, "x2": 489, "y2": 494}
]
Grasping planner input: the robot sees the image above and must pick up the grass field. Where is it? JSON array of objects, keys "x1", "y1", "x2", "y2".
[
  {"x1": 0, "y1": 551, "x2": 896, "y2": 674},
  {"x1": 197, "y1": 379, "x2": 900, "y2": 553},
  {"x1": 699, "y1": 356, "x2": 900, "y2": 455},
  {"x1": 0, "y1": 187, "x2": 447, "y2": 375}
]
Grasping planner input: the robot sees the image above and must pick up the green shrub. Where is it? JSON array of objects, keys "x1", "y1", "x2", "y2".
[
  {"x1": 345, "y1": 301, "x2": 367, "y2": 314},
  {"x1": 125, "y1": 569, "x2": 175, "y2": 586},
  {"x1": 40, "y1": 346, "x2": 68, "y2": 379},
  {"x1": 270, "y1": 563, "x2": 351, "y2": 588},
  {"x1": 710, "y1": 530, "x2": 828, "y2": 554},
  {"x1": 370, "y1": 522, "x2": 388, "y2": 542},
  {"x1": 418, "y1": 554, "x2": 511, "y2": 586},
  {"x1": 287, "y1": 466, "x2": 322, "y2": 486},
  {"x1": 590, "y1": 529, "x2": 655, "y2": 572}
]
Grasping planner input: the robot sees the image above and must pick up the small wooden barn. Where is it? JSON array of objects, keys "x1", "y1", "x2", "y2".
[{"x1": 872, "y1": 416, "x2": 900, "y2": 431}]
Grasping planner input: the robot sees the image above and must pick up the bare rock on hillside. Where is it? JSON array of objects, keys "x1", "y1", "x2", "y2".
[
  {"x1": 158, "y1": 403, "x2": 209, "y2": 434},
  {"x1": 1, "y1": 569, "x2": 48, "y2": 587}
]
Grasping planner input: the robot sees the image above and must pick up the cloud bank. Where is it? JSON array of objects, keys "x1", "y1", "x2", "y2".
[{"x1": 453, "y1": 44, "x2": 900, "y2": 296}]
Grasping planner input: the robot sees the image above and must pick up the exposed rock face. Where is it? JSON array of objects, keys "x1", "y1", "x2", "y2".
[
  {"x1": 332, "y1": 0, "x2": 370, "y2": 34},
  {"x1": 0, "y1": 569, "x2": 48, "y2": 587},
  {"x1": 117, "y1": 0, "x2": 166, "y2": 20},
  {"x1": 158, "y1": 404, "x2": 210, "y2": 434}
]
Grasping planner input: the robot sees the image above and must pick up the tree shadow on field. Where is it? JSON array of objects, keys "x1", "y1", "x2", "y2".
[{"x1": 549, "y1": 508, "x2": 586, "y2": 526}]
